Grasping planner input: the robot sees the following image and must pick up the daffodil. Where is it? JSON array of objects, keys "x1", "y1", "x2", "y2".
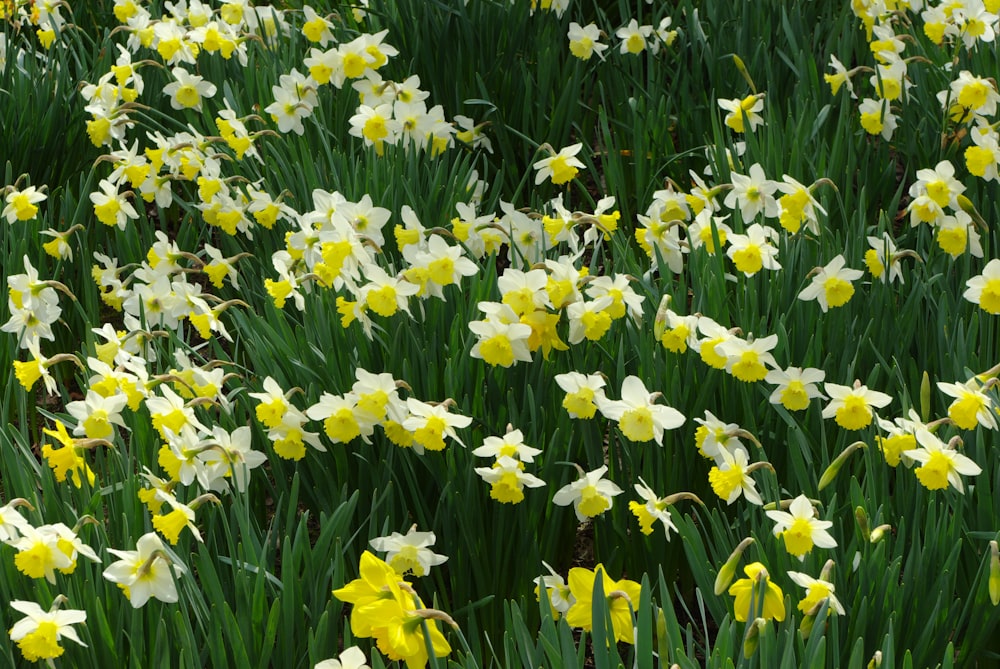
[
  {"x1": 333, "y1": 551, "x2": 451, "y2": 668},
  {"x1": 10, "y1": 525, "x2": 72, "y2": 584},
  {"x1": 765, "y1": 366, "x2": 826, "y2": 411},
  {"x1": 909, "y1": 160, "x2": 964, "y2": 211},
  {"x1": 821, "y1": 382, "x2": 891, "y2": 430},
  {"x1": 103, "y1": 532, "x2": 186, "y2": 607},
  {"x1": 718, "y1": 94, "x2": 765, "y2": 133},
  {"x1": 615, "y1": 19, "x2": 653, "y2": 55},
  {"x1": 728, "y1": 562, "x2": 785, "y2": 622},
  {"x1": 937, "y1": 378, "x2": 998, "y2": 430},
  {"x1": 874, "y1": 411, "x2": 924, "y2": 467},
  {"x1": 766, "y1": 495, "x2": 837, "y2": 560},
  {"x1": 693, "y1": 411, "x2": 748, "y2": 460},
  {"x1": 787, "y1": 570, "x2": 845, "y2": 615},
  {"x1": 686, "y1": 210, "x2": 732, "y2": 254},
  {"x1": 554, "y1": 371, "x2": 607, "y2": 419},
  {"x1": 533, "y1": 144, "x2": 585, "y2": 186},
  {"x1": 0, "y1": 499, "x2": 32, "y2": 543},
  {"x1": 475, "y1": 456, "x2": 546, "y2": 504},
  {"x1": 41, "y1": 420, "x2": 96, "y2": 488},
  {"x1": 565, "y1": 564, "x2": 642, "y2": 643},
  {"x1": 776, "y1": 175, "x2": 826, "y2": 234},
  {"x1": 249, "y1": 376, "x2": 291, "y2": 429},
  {"x1": 151, "y1": 491, "x2": 205, "y2": 545},
  {"x1": 370, "y1": 525, "x2": 448, "y2": 577},
  {"x1": 3, "y1": 186, "x2": 47, "y2": 223},
  {"x1": 534, "y1": 562, "x2": 575, "y2": 619},
  {"x1": 628, "y1": 478, "x2": 679, "y2": 538},
  {"x1": 858, "y1": 97, "x2": 897, "y2": 140},
  {"x1": 472, "y1": 427, "x2": 541, "y2": 462},
  {"x1": 797, "y1": 255, "x2": 863, "y2": 312},
  {"x1": 9, "y1": 598, "x2": 87, "y2": 663},
  {"x1": 697, "y1": 318, "x2": 736, "y2": 369},
  {"x1": 315, "y1": 646, "x2": 370, "y2": 669},
  {"x1": 824, "y1": 54, "x2": 856, "y2": 97},
  {"x1": 162, "y1": 66, "x2": 217, "y2": 111},
  {"x1": 401, "y1": 398, "x2": 472, "y2": 454},
  {"x1": 717, "y1": 333, "x2": 778, "y2": 383},
  {"x1": 725, "y1": 223, "x2": 781, "y2": 276},
  {"x1": 724, "y1": 163, "x2": 778, "y2": 221},
  {"x1": 904, "y1": 429, "x2": 982, "y2": 493},
  {"x1": 596, "y1": 375, "x2": 685, "y2": 445},
  {"x1": 964, "y1": 258, "x2": 1000, "y2": 315},
  {"x1": 708, "y1": 447, "x2": 764, "y2": 506},
  {"x1": 552, "y1": 465, "x2": 622, "y2": 521},
  {"x1": 566, "y1": 297, "x2": 613, "y2": 344},
  {"x1": 864, "y1": 233, "x2": 906, "y2": 283},
  {"x1": 306, "y1": 392, "x2": 369, "y2": 445},
  {"x1": 567, "y1": 22, "x2": 608, "y2": 61},
  {"x1": 965, "y1": 123, "x2": 1000, "y2": 181}
]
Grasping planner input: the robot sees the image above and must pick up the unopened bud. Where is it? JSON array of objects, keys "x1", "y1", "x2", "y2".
[
  {"x1": 921, "y1": 371, "x2": 931, "y2": 423},
  {"x1": 653, "y1": 294, "x2": 671, "y2": 340},
  {"x1": 818, "y1": 441, "x2": 866, "y2": 491},
  {"x1": 732, "y1": 55, "x2": 757, "y2": 94},
  {"x1": 414, "y1": 607, "x2": 459, "y2": 629},
  {"x1": 990, "y1": 541, "x2": 1000, "y2": 606},
  {"x1": 715, "y1": 537, "x2": 754, "y2": 595},
  {"x1": 855, "y1": 507, "x2": 870, "y2": 542},
  {"x1": 957, "y1": 194, "x2": 988, "y2": 231},
  {"x1": 743, "y1": 618, "x2": 766, "y2": 658},
  {"x1": 870, "y1": 524, "x2": 891, "y2": 544}
]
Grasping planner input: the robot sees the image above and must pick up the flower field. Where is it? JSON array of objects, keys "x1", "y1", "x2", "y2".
[{"x1": 2, "y1": 0, "x2": 1000, "y2": 666}]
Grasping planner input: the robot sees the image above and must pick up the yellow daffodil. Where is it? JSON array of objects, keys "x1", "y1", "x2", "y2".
[
  {"x1": 728, "y1": 562, "x2": 785, "y2": 622},
  {"x1": 565, "y1": 564, "x2": 641, "y2": 644}
]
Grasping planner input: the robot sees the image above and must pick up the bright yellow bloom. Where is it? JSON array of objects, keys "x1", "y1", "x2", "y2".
[
  {"x1": 728, "y1": 562, "x2": 785, "y2": 622},
  {"x1": 565, "y1": 564, "x2": 642, "y2": 644}
]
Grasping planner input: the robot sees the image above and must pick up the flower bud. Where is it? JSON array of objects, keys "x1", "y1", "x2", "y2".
[
  {"x1": 990, "y1": 541, "x2": 1000, "y2": 606},
  {"x1": 818, "y1": 441, "x2": 866, "y2": 491},
  {"x1": 855, "y1": 507, "x2": 870, "y2": 542},
  {"x1": 714, "y1": 537, "x2": 754, "y2": 595},
  {"x1": 921, "y1": 371, "x2": 931, "y2": 423},
  {"x1": 742, "y1": 618, "x2": 766, "y2": 658}
]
